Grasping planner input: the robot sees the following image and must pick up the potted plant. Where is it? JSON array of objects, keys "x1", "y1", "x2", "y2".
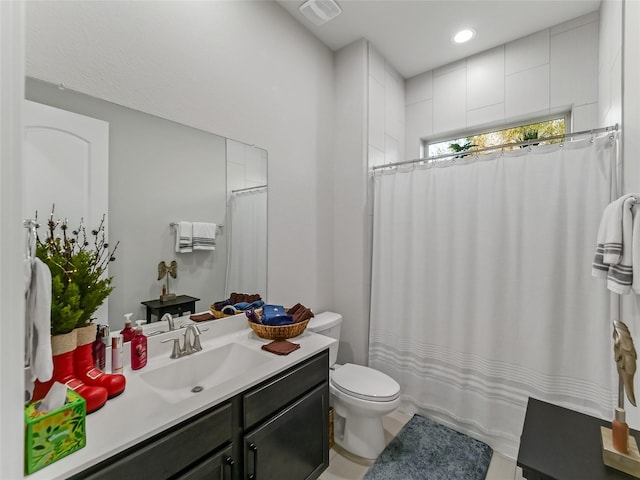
[{"x1": 32, "y1": 210, "x2": 125, "y2": 413}]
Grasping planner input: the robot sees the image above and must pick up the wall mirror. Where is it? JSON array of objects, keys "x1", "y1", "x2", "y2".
[{"x1": 25, "y1": 78, "x2": 268, "y2": 328}]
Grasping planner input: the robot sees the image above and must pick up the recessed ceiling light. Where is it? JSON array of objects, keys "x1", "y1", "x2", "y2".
[{"x1": 453, "y1": 28, "x2": 476, "y2": 44}]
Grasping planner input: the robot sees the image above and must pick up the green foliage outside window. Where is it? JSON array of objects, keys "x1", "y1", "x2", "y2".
[{"x1": 428, "y1": 117, "x2": 566, "y2": 159}]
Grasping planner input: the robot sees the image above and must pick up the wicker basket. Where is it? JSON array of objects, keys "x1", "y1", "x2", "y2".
[
  {"x1": 248, "y1": 318, "x2": 309, "y2": 340},
  {"x1": 209, "y1": 307, "x2": 230, "y2": 319}
]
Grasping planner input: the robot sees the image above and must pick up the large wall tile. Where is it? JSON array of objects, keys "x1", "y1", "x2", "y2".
[
  {"x1": 385, "y1": 69, "x2": 400, "y2": 140},
  {"x1": 467, "y1": 103, "x2": 505, "y2": 129},
  {"x1": 433, "y1": 66, "x2": 466, "y2": 134},
  {"x1": 398, "y1": 77, "x2": 406, "y2": 126},
  {"x1": 384, "y1": 134, "x2": 399, "y2": 165},
  {"x1": 550, "y1": 21, "x2": 598, "y2": 108},
  {"x1": 369, "y1": 76, "x2": 385, "y2": 151},
  {"x1": 405, "y1": 99, "x2": 432, "y2": 159},
  {"x1": 505, "y1": 64, "x2": 550, "y2": 119},
  {"x1": 572, "y1": 102, "x2": 598, "y2": 131},
  {"x1": 550, "y1": 11, "x2": 599, "y2": 35},
  {"x1": 369, "y1": 44, "x2": 385, "y2": 85},
  {"x1": 608, "y1": 52, "x2": 622, "y2": 126},
  {"x1": 505, "y1": 30, "x2": 549, "y2": 75},
  {"x1": 368, "y1": 145, "x2": 385, "y2": 168},
  {"x1": 433, "y1": 59, "x2": 466, "y2": 78},
  {"x1": 405, "y1": 71, "x2": 433, "y2": 105},
  {"x1": 467, "y1": 46, "x2": 505, "y2": 111}
]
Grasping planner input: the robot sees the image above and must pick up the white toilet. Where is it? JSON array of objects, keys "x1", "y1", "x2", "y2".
[{"x1": 307, "y1": 312, "x2": 401, "y2": 459}]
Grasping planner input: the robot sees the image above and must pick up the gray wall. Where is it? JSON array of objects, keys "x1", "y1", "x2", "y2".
[{"x1": 26, "y1": 78, "x2": 227, "y2": 328}]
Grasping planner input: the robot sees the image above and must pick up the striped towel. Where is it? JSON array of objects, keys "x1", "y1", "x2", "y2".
[
  {"x1": 192, "y1": 222, "x2": 216, "y2": 251},
  {"x1": 175, "y1": 221, "x2": 193, "y2": 253},
  {"x1": 593, "y1": 195, "x2": 636, "y2": 294}
]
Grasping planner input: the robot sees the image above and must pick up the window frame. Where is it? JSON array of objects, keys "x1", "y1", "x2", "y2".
[{"x1": 421, "y1": 112, "x2": 571, "y2": 159}]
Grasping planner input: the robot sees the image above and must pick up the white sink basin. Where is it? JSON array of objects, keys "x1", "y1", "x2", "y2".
[{"x1": 140, "y1": 342, "x2": 272, "y2": 403}]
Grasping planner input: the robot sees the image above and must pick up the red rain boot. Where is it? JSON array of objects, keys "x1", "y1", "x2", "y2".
[
  {"x1": 74, "y1": 324, "x2": 126, "y2": 399},
  {"x1": 32, "y1": 330, "x2": 108, "y2": 414}
]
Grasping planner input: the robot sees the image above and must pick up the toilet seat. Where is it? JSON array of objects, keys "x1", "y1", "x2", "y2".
[{"x1": 331, "y1": 363, "x2": 400, "y2": 402}]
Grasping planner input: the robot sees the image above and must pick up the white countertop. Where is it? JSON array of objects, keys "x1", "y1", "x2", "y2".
[{"x1": 27, "y1": 314, "x2": 335, "y2": 480}]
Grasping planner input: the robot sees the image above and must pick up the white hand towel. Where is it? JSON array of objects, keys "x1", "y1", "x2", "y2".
[
  {"x1": 175, "y1": 221, "x2": 193, "y2": 253},
  {"x1": 27, "y1": 258, "x2": 53, "y2": 382},
  {"x1": 607, "y1": 196, "x2": 635, "y2": 294},
  {"x1": 192, "y1": 222, "x2": 216, "y2": 251},
  {"x1": 593, "y1": 195, "x2": 635, "y2": 273},
  {"x1": 633, "y1": 203, "x2": 640, "y2": 294}
]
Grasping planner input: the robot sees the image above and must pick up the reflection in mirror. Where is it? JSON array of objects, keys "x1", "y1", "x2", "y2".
[
  {"x1": 25, "y1": 78, "x2": 267, "y2": 329},
  {"x1": 225, "y1": 140, "x2": 267, "y2": 298}
]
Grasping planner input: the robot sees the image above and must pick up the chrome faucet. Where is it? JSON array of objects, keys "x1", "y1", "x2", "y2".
[
  {"x1": 161, "y1": 324, "x2": 207, "y2": 359},
  {"x1": 183, "y1": 324, "x2": 203, "y2": 355},
  {"x1": 161, "y1": 313, "x2": 176, "y2": 331}
]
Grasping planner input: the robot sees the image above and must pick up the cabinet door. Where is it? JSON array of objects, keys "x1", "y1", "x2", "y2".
[
  {"x1": 243, "y1": 350, "x2": 328, "y2": 429},
  {"x1": 72, "y1": 403, "x2": 232, "y2": 480},
  {"x1": 244, "y1": 384, "x2": 328, "y2": 480},
  {"x1": 174, "y1": 445, "x2": 235, "y2": 480}
]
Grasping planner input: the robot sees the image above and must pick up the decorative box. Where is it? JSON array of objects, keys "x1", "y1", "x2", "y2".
[{"x1": 24, "y1": 389, "x2": 86, "y2": 474}]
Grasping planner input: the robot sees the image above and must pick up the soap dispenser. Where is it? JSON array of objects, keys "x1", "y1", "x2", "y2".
[
  {"x1": 131, "y1": 327, "x2": 148, "y2": 370},
  {"x1": 120, "y1": 313, "x2": 136, "y2": 342},
  {"x1": 92, "y1": 324, "x2": 107, "y2": 371}
]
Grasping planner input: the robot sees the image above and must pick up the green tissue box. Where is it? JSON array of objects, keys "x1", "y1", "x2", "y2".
[{"x1": 24, "y1": 389, "x2": 86, "y2": 474}]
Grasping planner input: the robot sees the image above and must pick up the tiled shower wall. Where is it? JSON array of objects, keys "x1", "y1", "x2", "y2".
[
  {"x1": 403, "y1": 12, "x2": 600, "y2": 161},
  {"x1": 368, "y1": 44, "x2": 406, "y2": 168}
]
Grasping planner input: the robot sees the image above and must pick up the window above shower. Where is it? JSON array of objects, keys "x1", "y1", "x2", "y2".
[{"x1": 424, "y1": 114, "x2": 568, "y2": 161}]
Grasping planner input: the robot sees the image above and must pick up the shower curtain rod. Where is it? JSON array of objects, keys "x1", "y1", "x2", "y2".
[
  {"x1": 372, "y1": 124, "x2": 619, "y2": 171},
  {"x1": 231, "y1": 184, "x2": 267, "y2": 194}
]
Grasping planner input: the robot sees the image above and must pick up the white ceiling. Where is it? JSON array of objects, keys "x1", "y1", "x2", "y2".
[{"x1": 277, "y1": 0, "x2": 602, "y2": 79}]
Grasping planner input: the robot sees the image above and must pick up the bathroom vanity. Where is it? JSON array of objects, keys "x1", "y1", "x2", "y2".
[
  {"x1": 71, "y1": 351, "x2": 329, "y2": 480},
  {"x1": 27, "y1": 315, "x2": 335, "y2": 480}
]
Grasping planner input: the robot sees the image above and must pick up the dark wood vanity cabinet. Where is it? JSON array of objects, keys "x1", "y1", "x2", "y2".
[
  {"x1": 244, "y1": 385, "x2": 328, "y2": 480},
  {"x1": 70, "y1": 402, "x2": 234, "y2": 480},
  {"x1": 175, "y1": 445, "x2": 235, "y2": 480},
  {"x1": 71, "y1": 349, "x2": 329, "y2": 480},
  {"x1": 243, "y1": 351, "x2": 329, "y2": 480}
]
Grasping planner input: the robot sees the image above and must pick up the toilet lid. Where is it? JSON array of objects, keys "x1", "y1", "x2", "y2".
[{"x1": 331, "y1": 364, "x2": 400, "y2": 402}]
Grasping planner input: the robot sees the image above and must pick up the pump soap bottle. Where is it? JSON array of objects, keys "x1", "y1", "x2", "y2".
[
  {"x1": 111, "y1": 334, "x2": 124, "y2": 374},
  {"x1": 92, "y1": 325, "x2": 107, "y2": 371},
  {"x1": 120, "y1": 313, "x2": 136, "y2": 342},
  {"x1": 131, "y1": 327, "x2": 148, "y2": 370}
]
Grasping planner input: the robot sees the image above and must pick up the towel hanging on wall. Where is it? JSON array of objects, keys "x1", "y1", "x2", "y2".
[
  {"x1": 174, "y1": 221, "x2": 193, "y2": 253},
  {"x1": 592, "y1": 194, "x2": 639, "y2": 294},
  {"x1": 192, "y1": 222, "x2": 216, "y2": 251}
]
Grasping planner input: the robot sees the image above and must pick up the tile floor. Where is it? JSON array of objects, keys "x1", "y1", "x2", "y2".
[{"x1": 318, "y1": 409, "x2": 526, "y2": 480}]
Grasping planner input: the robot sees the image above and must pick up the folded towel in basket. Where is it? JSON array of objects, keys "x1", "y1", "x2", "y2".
[
  {"x1": 261, "y1": 304, "x2": 293, "y2": 326},
  {"x1": 261, "y1": 340, "x2": 300, "y2": 356},
  {"x1": 288, "y1": 303, "x2": 314, "y2": 323}
]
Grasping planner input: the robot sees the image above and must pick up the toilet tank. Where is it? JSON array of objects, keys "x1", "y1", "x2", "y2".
[{"x1": 307, "y1": 312, "x2": 342, "y2": 366}]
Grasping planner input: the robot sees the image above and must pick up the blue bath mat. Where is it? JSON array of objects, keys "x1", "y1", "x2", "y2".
[{"x1": 363, "y1": 414, "x2": 493, "y2": 480}]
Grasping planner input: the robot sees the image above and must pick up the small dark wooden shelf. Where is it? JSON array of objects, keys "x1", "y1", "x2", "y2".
[
  {"x1": 141, "y1": 295, "x2": 200, "y2": 322},
  {"x1": 518, "y1": 397, "x2": 640, "y2": 479}
]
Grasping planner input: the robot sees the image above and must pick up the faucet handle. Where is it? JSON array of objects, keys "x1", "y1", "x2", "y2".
[{"x1": 161, "y1": 337, "x2": 183, "y2": 359}]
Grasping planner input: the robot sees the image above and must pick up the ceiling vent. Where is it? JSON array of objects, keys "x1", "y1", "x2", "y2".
[{"x1": 299, "y1": 0, "x2": 342, "y2": 26}]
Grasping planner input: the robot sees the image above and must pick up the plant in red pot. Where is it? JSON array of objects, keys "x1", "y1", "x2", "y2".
[{"x1": 32, "y1": 209, "x2": 123, "y2": 413}]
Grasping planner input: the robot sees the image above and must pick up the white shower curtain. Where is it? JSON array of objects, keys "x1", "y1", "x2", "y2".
[
  {"x1": 369, "y1": 136, "x2": 618, "y2": 457},
  {"x1": 225, "y1": 187, "x2": 267, "y2": 297}
]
